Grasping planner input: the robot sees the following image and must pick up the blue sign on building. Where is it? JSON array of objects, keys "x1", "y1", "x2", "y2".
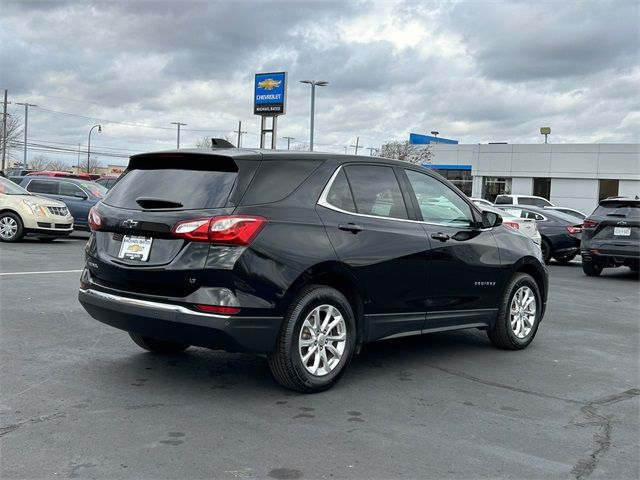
[
  {"x1": 409, "y1": 133, "x2": 458, "y2": 145},
  {"x1": 254, "y1": 72, "x2": 287, "y2": 115}
]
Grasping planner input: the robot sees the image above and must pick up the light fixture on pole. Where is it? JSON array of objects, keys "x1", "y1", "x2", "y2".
[
  {"x1": 87, "y1": 124, "x2": 101, "y2": 174},
  {"x1": 540, "y1": 127, "x2": 551, "y2": 144},
  {"x1": 299, "y1": 80, "x2": 328, "y2": 151},
  {"x1": 171, "y1": 122, "x2": 187, "y2": 149}
]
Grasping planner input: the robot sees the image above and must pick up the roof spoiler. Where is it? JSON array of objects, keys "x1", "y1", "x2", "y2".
[{"x1": 211, "y1": 138, "x2": 236, "y2": 149}]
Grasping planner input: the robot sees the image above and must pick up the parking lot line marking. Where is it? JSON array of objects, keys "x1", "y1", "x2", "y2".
[{"x1": 0, "y1": 269, "x2": 83, "y2": 276}]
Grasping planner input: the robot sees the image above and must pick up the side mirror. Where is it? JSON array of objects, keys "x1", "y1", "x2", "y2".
[{"x1": 482, "y1": 210, "x2": 502, "y2": 228}]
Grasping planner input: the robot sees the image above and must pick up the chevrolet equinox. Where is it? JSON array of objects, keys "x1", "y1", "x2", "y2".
[{"x1": 78, "y1": 148, "x2": 548, "y2": 392}]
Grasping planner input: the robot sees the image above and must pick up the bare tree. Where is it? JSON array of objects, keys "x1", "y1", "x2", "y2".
[
  {"x1": 28, "y1": 155, "x2": 50, "y2": 172},
  {"x1": 1, "y1": 113, "x2": 23, "y2": 162},
  {"x1": 78, "y1": 156, "x2": 103, "y2": 174},
  {"x1": 375, "y1": 141, "x2": 432, "y2": 165},
  {"x1": 47, "y1": 159, "x2": 70, "y2": 171}
]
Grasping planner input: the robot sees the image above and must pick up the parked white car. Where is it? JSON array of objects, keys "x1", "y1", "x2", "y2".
[
  {"x1": 0, "y1": 177, "x2": 74, "y2": 242},
  {"x1": 495, "y1": 194, "x2": 554, "y2": 208},
  {"x1": 481, "y1": 204, "x2": 541, "y2": 245}
]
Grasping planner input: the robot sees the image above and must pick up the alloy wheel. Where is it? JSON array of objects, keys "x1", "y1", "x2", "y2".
[
  {"x1": 0, "y1": 216, "x2": 18, "y2": 240},
  {"x1": 510, "y1": 286, "x2": 537, "y2": 339},
  {"x1": 298, "y1": 304, "x2": 347, "y2": 376}
]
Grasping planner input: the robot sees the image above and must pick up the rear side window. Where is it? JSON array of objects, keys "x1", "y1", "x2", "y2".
[
  {"x1": 59, "y1": 182, "x2": 85, "y2": 197},
  {"x1": 240, "y1": 160, "x2": 321, "y2": 205},
  {"x1": 344, "y1": 165, "x2": 408, "y2": 219},
  {"x1": 325, "y1": 170, "x2": 356, "y2": 212},
  {"x1": 104, "y1": 169, "x2": 237, "y2": 210},
  {"x1": 26, "y1": 179, "x2": 58, "y2": 195}
]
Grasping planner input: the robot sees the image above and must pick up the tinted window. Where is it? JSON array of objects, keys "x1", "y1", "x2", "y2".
[
  {"x1": 344, "y1": 165, "x2": 408, "y2": 219},
  {"x1": 325, "y1": 169, "x2": 355, "y2": 212},
  {"x1": 494, "y1": 195, "x2": 512, "y2": 204},
  {"x1": 104, "y1": 169, "x2": 237, "y2": 210},
  {"x1": 240, "y1": 160, "x2": 321, "y2": 205},
  {"x1": 405, "y1": 170, "x2": 473, "y2": 226},
  {"x1": 520, "y1": 197, "x2": 552, "y2": 207},
  {"x1": 26, "y1": 179, "x2": 58, "y2": 195},
  {"x1": 59, "y1": 182, "x2": 85, "y2": 197}
]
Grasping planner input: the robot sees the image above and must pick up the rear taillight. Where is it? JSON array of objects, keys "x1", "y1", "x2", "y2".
[
  {"x1": 582, "y1": 219, "x2": 598, "y2": 228},
  {"x1": 503, "y1": 221, "x2": 520, "y2": 229},
  {"x1": 195, "y1": 304, "x2": 241, "y2": 315},
  {"x1": 171, "y1": 215, "x2": 267, "y2": 245},
  {"x1": 566, "y1": 226, "x2": 582, "y2": 234},
  {"x1": 88, "y1": 207, "x2": 102, "y2": 231}
]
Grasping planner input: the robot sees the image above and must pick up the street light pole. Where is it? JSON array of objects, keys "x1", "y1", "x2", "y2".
[
  {"x1": 87, "y1": 124, "x2": 101, "y2": 173},
  {"x1": 171, "y1": 122, "x2": 187, "y2": 148},
  {"x1": 16, "y1": 102, "x2": 37, "y2": 169},
  {"x1": 300, "y1": 80, "x2": 328, "y2": 152}
]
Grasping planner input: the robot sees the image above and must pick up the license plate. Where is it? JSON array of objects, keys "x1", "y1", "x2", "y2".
[
  {"x1": 614, "y1": 227, "x2": 631, "y2": 236},
  {"x1": 118, "y1": 235, "x2": 153, "y2": 261}
]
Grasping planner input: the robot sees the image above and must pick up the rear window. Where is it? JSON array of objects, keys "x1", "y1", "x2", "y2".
[
  {"x1": 104, "y1": 168, "x2": 237, "y2": 210},
  {"x1": 494, "y1": 195, "x2": 512, "y2": 204},
  {"x1": 592, "y1": 201, "x2": 640, "y2": 219}
]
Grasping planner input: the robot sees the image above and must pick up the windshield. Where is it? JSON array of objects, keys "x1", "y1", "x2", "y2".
[{"x1": 0, "y1": 177, "x2": 32, "y2": 195}]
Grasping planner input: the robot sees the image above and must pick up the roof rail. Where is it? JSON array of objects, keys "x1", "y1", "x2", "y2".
[{"x1": 211, "y1": 138, "x2": 236, "y2": 149}]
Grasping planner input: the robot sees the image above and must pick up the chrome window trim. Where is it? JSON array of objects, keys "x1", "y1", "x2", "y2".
[{"x1": 318, "y1": 164, "x2": 482, "y2": 230}]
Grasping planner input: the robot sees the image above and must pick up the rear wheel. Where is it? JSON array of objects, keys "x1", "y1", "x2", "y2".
[
  {"x1": 129, "y1": 333, "x2": 190, "y2": 353},
  {"x1": 268, "y1": 285, "x2": 356, "y2": 393},
  {"x1": 582, "y1": 260, "x2": 603, "y2": 277},
  {"x1": 487, "y1": 273, "x2": 541, "y2": 350},
  {"x1": 0, "y1": 212, "x2": 24, "y2": 242},
  {"x1": 553, "y1": 252, "x2": 576, "y2": 264},
  {"x1": 541, "y1": 239, "x2": 552, "y2": 264}
]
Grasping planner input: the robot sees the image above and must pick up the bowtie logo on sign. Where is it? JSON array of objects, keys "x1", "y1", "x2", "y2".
[{"x1": 258, "y1": 78, "x2": 281, "y2": 90}]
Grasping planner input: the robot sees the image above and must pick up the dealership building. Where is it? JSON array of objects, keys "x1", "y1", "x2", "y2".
[{"x1": 412, "y1": 134, "x2": 640, "y2": 213}]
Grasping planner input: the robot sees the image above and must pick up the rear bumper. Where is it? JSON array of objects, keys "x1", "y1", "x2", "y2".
[{"x1": 78, "y1": 288, "x2": 283, "y2": 354}]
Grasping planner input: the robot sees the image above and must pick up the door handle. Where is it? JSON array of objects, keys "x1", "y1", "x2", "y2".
[
  {"x1": 338, "y1": 223, "x2": 363, "y2": 234},
  {"x1": 431, "y1": 232, "x2": 450, "y2": 242}
]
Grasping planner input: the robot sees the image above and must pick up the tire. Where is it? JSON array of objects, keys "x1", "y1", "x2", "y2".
[
  {"x1": 540, "y1": 239, "x2": 552, "y2": 264},
  {"x1": 487, "y1": 273, "x2": 542, "y2": 350},
  {"x1": 268, "y1": 285, "x2": 356, "y2": 393},
  {"x1": 553, "y1": 252, "x2": 576, "y2": 265},
  {"x1": 128, "y1": 332, "x2": 190, "y2": 353},
  {"x1": 37, "y1": 237, "x2": 56, "y2": 242},
  {"x1": 0, "y1": 212, "x2": 25, "y2": 242},
  {"x1": 582, "y1": 260, "x2": 603, "y2": 277}
]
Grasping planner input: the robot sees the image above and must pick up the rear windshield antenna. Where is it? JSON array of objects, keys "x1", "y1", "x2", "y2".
[{"x1": 211, "y1": 138, "x2": 236, "y2": 149}]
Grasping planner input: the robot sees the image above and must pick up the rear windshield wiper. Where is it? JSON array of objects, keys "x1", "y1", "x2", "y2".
[{"x1": 135, "y1": 197, "x2": 183, "y2": 209}]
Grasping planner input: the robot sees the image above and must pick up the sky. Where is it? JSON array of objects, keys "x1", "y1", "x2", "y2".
[{"x1": 1, "y1": 0, "x2": 639, "y2": 167}]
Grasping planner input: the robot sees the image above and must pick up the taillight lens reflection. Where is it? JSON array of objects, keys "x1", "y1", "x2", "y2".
[
  {"x1": 88, "y1": 207, "x2": 102, "y2": 231},
  {"x1": 503, "y1": 221, "x2": 520, "y2": 229},
  {"x1": 582, "y1": 219, "x2": 598, "y2": 228},
  {"x1": 566, "y1": 226, "x2": 582, "y2": 234},
  {"x1": 172, "y1": 216, "x2": 267, "y2": 245}
]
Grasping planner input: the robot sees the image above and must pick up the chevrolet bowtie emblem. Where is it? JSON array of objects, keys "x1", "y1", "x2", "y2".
[
  {"x1": 122, "y1": 219, "x2": 139, "y2": 228},
  {"x1": 258, "y1": 78, "x2": 281, "y2": 90}
]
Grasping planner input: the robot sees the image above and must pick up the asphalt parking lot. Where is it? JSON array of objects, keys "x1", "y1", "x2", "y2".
[{"x1": 1, "y1": 235, "x2": 638, "y2": 480}]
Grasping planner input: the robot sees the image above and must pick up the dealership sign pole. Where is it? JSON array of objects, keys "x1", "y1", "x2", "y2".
[{"x1": 254, "y1": 72, "x2": 287, "y2": 149}]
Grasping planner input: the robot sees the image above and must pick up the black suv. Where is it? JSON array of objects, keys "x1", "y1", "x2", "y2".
[
  {"x1": 78, "y1": 148, "x2": 548, "y2": 392},
  {"x1": 581, "y1": 196, "x2": 640, "y2": 276}
]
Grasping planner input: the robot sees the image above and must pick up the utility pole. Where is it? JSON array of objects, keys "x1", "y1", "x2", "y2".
[
  {"x1": 366, "y1": 147, "x2": 377, "y2": 156},
  {"x1": 171, "y1": 122, "x2": 187, "y2": 148},
  {"x1": 282, "y1": 136, "x2": 295, "y2": 150},
  {"x1": 1, "y1": 89, "x2": 9, "y2": 172},
  {"x1": 233, "y1": 121, "x2": 247, "y2": 148},
  {"x1": 15, "y1": 102, "x2": 36, "y2": 170},
  {"x1": 350, "y1": 136, "x2": 360, "y2": 155}
]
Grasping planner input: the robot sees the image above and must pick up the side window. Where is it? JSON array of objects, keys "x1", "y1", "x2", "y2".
[
  {"x1": 519, "y1": 197, "x2": 535, "y2": 205},
  {"x1": 59, "y1": 182, "x2": 84, "y2": 197},
  {"x1": 531, "y1": 198, "x2": 550, "y2": 207},
  {"x1": 325, "y1": 169, "x2": 356, "y2": 213},
  {"x1": 343, "y1": 165, "x2": 408, "y2": 219},
  {"x1": 26, "y1": 180, "x2": 59, "y2": 195},
  {"x1": 405, "y1": 170, "x2": 473, "y2": 227}
]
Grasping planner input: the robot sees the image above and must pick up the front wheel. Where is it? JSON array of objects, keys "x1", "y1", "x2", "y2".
[
  {"x1": 129, "y1": 333, "x2": 190, "y2": 353},
  {"x1": 0, "y1": 212, "x2": 24, "y2": 242},
  {"x1": 268, "y1": 285, "x2": 356, "y2": 393},
  {"x1": 487, "y1": 273, "x2": 542, "y2": 350}
]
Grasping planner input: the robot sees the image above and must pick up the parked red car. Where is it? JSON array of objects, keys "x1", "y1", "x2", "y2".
[{"x1": 26, "y1": 171, "x2": 93, "y2": 180}]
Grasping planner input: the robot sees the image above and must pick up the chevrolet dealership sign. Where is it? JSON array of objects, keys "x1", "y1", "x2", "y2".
[{"x1": 254, "y1": 72, "x2": 287, "y2": 115}]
